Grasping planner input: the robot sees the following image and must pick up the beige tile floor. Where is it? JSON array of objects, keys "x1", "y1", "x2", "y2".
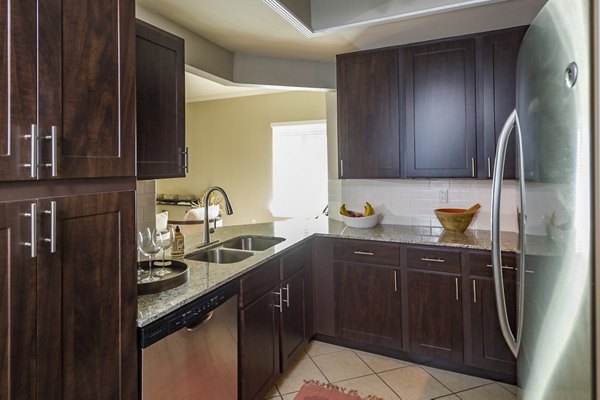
[{"x1": 265, "y1": 341, "x2": 518, "y2": 400}]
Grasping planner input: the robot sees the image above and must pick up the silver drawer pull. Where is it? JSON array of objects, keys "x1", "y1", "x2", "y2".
[
  {"x1": 472, "y1": 280, "x2": 477, "y2": 303},
  {"x1": 393, "y1": 270, "x2": 398, "y2": 292},
  {"x1": 354, "y1": 251, "x2": 374, "y2": 256},
  {"x1": 23, "y1": 203, "x2": 37, "y2": 258},
  {"x1": 272, "y1": 289, "x2": 283, "y2": 312},
  {"x1": 486, "y1": 264, "x2": 514, "y2": 270},
  {"x1": 455, "y1": 277, "x2": 459, "y2": 300},
  {"x1": 421, "y1": 257, "x2": 445, "y2": 263},
  {"x1": 42, "y1": 201, "x2": 57, "y2": 253},
  {"x1": 281, "y1": 284, "x2": 290, "y2": 307}
]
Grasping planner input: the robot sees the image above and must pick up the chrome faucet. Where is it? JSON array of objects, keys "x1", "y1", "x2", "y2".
[{"x1": 203, "y1": 186, "x2": 234, "y2": 245}]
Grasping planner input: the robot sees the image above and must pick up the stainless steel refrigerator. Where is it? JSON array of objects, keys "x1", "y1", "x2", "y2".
[{"x1": 491, "y1": 0, "x2": 595, "y2": 398}]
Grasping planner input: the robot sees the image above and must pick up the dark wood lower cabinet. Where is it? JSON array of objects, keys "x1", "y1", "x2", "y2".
[
  {"x1": 280, "y1": 268, "x2": 308, "y2": 370},
  {"x1": 0, "y1": 201, "x2": 37, "y2": 399},
  {"x1": 0, "y1": 191, "x2": 137, "y2": 400},
  {"x1": 407, "y1": 270, "x2": 463, "y2": 362},
  {"x1": 469, "y1": 277, "x2": 517, "y2": 374},
  {"x1": 335, "y1": 262, "x2": 402, "y2": 349},
  {"x1": 240, "y1": 290, "x2": 280, "y2": 400}
]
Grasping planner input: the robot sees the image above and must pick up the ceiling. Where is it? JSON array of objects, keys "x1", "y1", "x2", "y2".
[
  {"x1": 136, "y1": 0, "x2": 546, "y2": 63},
  {"x1": 136, "y1": 0, "x2": 546, "y2": 101}
]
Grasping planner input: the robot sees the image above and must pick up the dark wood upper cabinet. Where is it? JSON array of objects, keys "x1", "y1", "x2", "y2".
[
  {"x1": 336, "y1": 26, "x2": 526, "y2": 180},
  {"x1": 404, "y1": 39, "x2": 477, "y2": 178},
  {"x1": 136, "y1": 20, "x2": 186, "y2": 180},
  {"x1": 337, "y1": 49, "x2": 400, "y2": 178},
  {"x1": 0, "y1": 0, "x2": 135, "y2": 181},
  {"x1": 479, "y1": 27, "x2": 527, "y2": 179}
]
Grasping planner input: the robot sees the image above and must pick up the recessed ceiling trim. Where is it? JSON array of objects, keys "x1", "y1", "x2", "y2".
[
  {"x1": 263, "y1": 0, "x2": 315, "y2": 37},
  {"x1": 265, "y1": 0, "x2": 508, "y2": 37}
]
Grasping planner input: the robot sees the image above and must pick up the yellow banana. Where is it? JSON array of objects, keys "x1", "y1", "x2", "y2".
[
  {"x1": 339, "y1": 204, "x2": 350, "y2": 217},
  {"x1": 364, "y1": 202, "x2": 375, "y2": 216}
]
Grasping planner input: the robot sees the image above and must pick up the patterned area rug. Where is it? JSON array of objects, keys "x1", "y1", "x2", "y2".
[{"x1": 294, "y1": 380, "x2": 384, "y2": 400}]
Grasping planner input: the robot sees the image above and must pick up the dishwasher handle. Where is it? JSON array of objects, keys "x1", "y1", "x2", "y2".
[{"x1": 186, "y1": 311, "x2": 214, "y2": 331}]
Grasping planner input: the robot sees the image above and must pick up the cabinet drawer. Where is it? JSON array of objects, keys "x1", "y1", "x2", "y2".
[
  {"x1": 406, "y1": 245, "x2": 461, "y2": 274},
  {"x1": 467, "y1": 250, "x2": 517, "y2": 278},
  {"x1": 333, "y1": 239, "x2": 399, "y2": 266},
  {"x1": 239, "y1": 258, "x2": 279, "y2": 307},
  {"x1": 281, "y1": 242, "x2": 309, "y2": 280}
]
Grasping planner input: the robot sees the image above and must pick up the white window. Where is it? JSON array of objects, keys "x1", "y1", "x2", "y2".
[{"x1": 270, "y1": 120, "x2": 328, "y2": 219}]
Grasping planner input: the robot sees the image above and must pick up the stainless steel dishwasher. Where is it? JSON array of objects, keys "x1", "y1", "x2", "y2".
[{"x1": 139, "y1": 281, "x2": 238, "y2": 400}]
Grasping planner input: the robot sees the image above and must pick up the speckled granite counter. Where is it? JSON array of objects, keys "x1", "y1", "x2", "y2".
[{"x1": 137, "y1": 218, "x2": 518, "y2": 327}]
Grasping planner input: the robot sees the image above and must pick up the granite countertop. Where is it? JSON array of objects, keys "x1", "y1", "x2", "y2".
[{"x1": 137, "y1": 218, "x2": 519, "y2": 327}]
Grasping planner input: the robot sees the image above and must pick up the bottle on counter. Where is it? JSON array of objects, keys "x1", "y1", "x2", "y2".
[{"x1": 171, "y1": 226, "x2": 185, "y2": 258}]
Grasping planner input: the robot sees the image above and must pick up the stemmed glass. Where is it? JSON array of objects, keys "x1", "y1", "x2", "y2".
[
  {"x1": 154, "y1": 225, "x2": 175, "y2": 277},
  {"x1": 137, "y1": 228, "x2": 161, "y2": 283}
]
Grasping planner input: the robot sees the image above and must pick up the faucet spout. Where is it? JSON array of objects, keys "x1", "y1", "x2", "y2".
[{"x1": 203, "y1": 186, "x2": 234, "y2": 245}]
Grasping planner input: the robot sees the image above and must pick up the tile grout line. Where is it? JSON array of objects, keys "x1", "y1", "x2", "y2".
[
  {"x1": 497, "y1": 382, "x2": 518, "y2": 396},
  {"x1": 418, "y1": 365, "x2": 456, "y2": 395}
]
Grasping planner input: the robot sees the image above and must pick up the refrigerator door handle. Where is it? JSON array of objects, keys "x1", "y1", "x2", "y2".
[{"x1": 491, "y1": 108, "x2": 524, "y2": 357}]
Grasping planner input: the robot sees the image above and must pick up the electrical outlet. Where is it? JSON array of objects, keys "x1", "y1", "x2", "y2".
[{"x1": 438, "y1": 189, "x2": 448, "y2": 204}]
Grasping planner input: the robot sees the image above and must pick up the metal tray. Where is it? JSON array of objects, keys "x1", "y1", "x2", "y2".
[{"x1": 137, "y1": 259, "x2": 189, "y2": 295}]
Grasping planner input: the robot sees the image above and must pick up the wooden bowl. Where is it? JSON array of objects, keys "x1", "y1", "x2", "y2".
[{"x1": 434, "y1": 208, "x2": 477, "y2": 233}]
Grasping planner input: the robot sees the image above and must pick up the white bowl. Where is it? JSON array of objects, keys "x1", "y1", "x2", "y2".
[{"x1": 340, "y1": 213, "x2": 380, "y2": 229}]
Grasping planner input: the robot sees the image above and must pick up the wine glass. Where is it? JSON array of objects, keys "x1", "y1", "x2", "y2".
[
  {"x1": 137, "y1": 228, "x2": 161, "y2": 283},
  {"x1": 154, "y1": 225, "x2": 174, "y2": 277}
]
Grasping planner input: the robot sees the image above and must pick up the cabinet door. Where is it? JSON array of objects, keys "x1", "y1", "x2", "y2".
[
  {"x1": 480, "y1": 28, "x2": 527, "y2": 179},
  {"x1": 37, "y1": 0, "x2": 135, "y2": 179},
  {"x1": 37, "y1": 191, "x2": 137, "y2": 400},
  {"x1": 313, "y1": 237, "x2": 335, "y2": 336},
  {"x1": 337, "y1": 49, "x2": 400, "y2": 178},
  {"x1": 280, "y1": 268, "x2": 307, "y2": 370},
  {"x1": 135, "y1": 20, "x2": 186, "y2": 180},
  {"x1": 335, "y1": 262, "x2": 402, "y2": 349},
  {"x1": 0, "y1": 1, "x2": 38, "y2": 181},
  {"x1": 407, "y1": 270, "x2": 463, "y2": 362},
  {"x1": 240, "y1": 290, "x2": 280, "y2": 400},
  {"x1": 404, "y1": 39, "x2": 477, "y2": 178},
  {"x1": 470, "y1": 277, "x2": 517, "y2": 374},
  {"x1": 0, "y1": 201, "x2": 37, "y2": 398}
]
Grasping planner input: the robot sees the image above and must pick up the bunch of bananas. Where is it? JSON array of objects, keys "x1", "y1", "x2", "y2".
[{"x1": 339, "y1": 202, "x2": 375, "y2": 218}]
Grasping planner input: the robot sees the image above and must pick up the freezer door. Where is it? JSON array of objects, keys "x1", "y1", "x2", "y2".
[{"x1": 515, "y1": 0, "x2": 593, "y2": 399}]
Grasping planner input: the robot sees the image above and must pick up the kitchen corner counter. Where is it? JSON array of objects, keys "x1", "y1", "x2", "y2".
[{"x1": 137, "y1": 218, "x2": 518, "y2": 327}]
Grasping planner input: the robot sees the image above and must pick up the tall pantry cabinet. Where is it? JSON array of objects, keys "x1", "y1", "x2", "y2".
[{"x1": 0, "y1": 1, "x2": 137, "y2": 399}]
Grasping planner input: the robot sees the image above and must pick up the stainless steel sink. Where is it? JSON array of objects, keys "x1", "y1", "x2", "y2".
[
  {"x1": 221, "y1": 235, "x2": 285, "y2": 251},
  {"x1": 185, "y1": 248, "x2": 254, "y2": 264}
]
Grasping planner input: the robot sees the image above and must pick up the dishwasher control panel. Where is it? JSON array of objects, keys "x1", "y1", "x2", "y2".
[{"x1": 139, "y1": 280, "x2": 238, "y2": 348}]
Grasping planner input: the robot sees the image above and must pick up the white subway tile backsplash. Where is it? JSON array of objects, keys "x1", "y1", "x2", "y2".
[{"x1": 334, "y1": 178, "x2": 518, "y2": 232}]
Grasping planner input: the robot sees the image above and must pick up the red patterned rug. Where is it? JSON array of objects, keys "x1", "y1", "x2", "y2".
[{"x1": 294, "y1": 380, "x2": 384, "y2": 400}]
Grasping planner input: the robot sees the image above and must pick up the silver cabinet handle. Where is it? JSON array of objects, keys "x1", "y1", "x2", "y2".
[
  {"x1": 421, "y1": 257, "x2": 445, "y2": 263},
  {"x1": 471, "y1": 157, "x2": 476, "y2": 177},
  {"x1": 454, "y1": 277, "x2": 459, "y2": 301},
  {"x1": 486, "y1": 264, "x2": 514, "y2": 270},
  {"x1": 353, "y1": 250, "x2": 374, "y2": 256},
  {"x1": 23, "y1": 124, "x2": 38, "y2": 178},
  {"x1": 393, "y1": 270, "x2": 398, "y2": 292},
  {"x1": 23, "y1": 203, "x2": 37, "y2": 258},
  {"x1": 182, "y1": 147, "x2": 189, "y2": 173},
  {"x1": 491, "y1": 108, "x2": 523, "y2": 357},
  {"x1": 272, "y1": 288, "x2": 283, "y2": 312},
  {"x1": 282, "y1": 284, "x2": 290, "y2": 307},
  {"x1": 43, "y1": 201, "x2": 57, "y2": 253},
  {"x1": 472, "y1": 280, "x2": 477, "y2": 303},
  {"x1": 340, "y1": 159, "x2": 344, "y2": 177},
  {"x1": 40, "y1": 126, "x2": 58, "y2": 177},
  {"x1": 487, "y1": 157, "x2": 492, "y2": 178}
]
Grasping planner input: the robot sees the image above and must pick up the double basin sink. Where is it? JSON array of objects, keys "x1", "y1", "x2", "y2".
[{"x1": 185, "y1": 235, "x2": 285, "y2": 264}]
